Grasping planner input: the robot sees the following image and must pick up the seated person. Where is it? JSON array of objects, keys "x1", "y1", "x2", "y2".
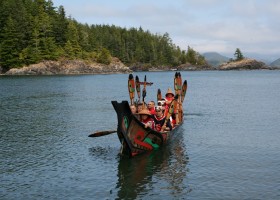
[
  {"x1": 147, "y1": 101, "x2": 156, "y2": 114},
  {"x1": 152, "y1": 106, "x2": 172, "y2": 132},
  {"x1": 136, "y1": 102, "x2": 144, "y2": 113},
  {"x1": 138, "y1": 109, "x2": 155, "y2": 129},
  {"x1": 130, "y1": 104, "x2": 137, "y2": 114},
  {"x1": 157, "y1": 99, "x2": 166, "y2": 113}
]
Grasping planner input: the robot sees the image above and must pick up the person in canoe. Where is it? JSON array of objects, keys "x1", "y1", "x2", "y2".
[
  {"x1": 152, "y1": 106, "x2": 172, "y2": 132},
  {"x1": 136, "y1": 102, "x2": 144, "y2": 113},
  {"x1": 130, "y1": 104, "x2": 137, "y2": 114},
  {"x1": 147, "y1": 101, "x2": 156, "y2": 114},
  {"x1": 164, "y1": 88, "x2": 174, "y2": 116},
  {"x1": 138, "y1": 109, "x2": 155, "y2": 129},
  {"x1": 164, "y1": 87, "x2": 181, "y2": 126}
]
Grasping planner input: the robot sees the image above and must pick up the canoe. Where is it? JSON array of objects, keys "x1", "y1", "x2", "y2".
[
  {"x1": 112, "y1": 100, "x2": 183, "y2": 157},
  {"x1": 110, "y1": 72, "x2": 187, "y2": 157}
]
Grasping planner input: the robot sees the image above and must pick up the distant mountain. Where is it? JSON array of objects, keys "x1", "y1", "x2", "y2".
[
  {"x1": 244, "y1": 53, "x2": 278, "y2": 64},
  {"x1": 203, "y1": 52, "x2": 230, "y2": 67},
  {"x1": 270, "y1": 58, "x2": 280, "y2": 68}
]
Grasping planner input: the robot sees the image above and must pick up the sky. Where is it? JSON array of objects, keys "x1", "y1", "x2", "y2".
[{"x1": 52, "y1": 0, "x2": 280, "y2": 62}]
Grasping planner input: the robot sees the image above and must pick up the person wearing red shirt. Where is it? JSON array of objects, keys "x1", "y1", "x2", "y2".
[{"x1": 147, "y1": 101, "x2": 156, "y2": 114}]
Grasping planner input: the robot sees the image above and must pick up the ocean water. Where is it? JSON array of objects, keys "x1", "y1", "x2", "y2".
[{"x1": 1, "y1": 71, "x2": 280, "y2": 199}]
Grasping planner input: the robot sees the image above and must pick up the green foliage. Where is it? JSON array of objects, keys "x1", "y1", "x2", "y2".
[
  {"x1": 0, "y1": 16, "x2": 21, "y2": 70},
  {"x1": 0, "y1": 0, "x2": 205, "y2": 72},
  {"x1": 234, "y1": 48, "x2": 244, "y2": 61},
  {"x1": 186, "y1": 46, "x2": 207, "y2": 65},
  {"x1": 97, "y1": 48, "x2": 111, "y2": 65}
]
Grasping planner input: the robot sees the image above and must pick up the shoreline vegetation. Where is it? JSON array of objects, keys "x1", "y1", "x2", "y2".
[{"x1": 1, "y1": 58, "x2": 278, "y2": 76}]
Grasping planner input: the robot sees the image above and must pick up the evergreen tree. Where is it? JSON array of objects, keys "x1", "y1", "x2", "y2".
[
  {"x1": 97, "y1": 48, "x2": 111, "y2": 65},
  {"x1": 0, "y1": 17, "x2": 21, "y2": 70},
  {"x1": 186, "y1": 46, "x2": 197, "y2": 64},
  {"x1": 64, "y1": 20, "x2": 82, "y2": 58},
  {"x1": 52, "y1": 5, "x2": 68, "y2": 46},
  {"x1": 234, "y1": 48, "x2": 244, "y2": 61}
]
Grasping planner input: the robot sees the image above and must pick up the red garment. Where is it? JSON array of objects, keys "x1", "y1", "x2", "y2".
[
  {"x1": 140, "y1": 117, "x2": 155, "y2": 130},
  {"x1": 148, "y1": 107, "x2": 156, "y2": 115},
  {"x1": 164, "y1": 97, "x2": 174, "y2": 116}
]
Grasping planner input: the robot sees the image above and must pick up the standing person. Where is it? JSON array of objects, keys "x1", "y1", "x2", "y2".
[
  {"x1": 153, "y1": 106, "x2": 172, "y2": 132},
  {"x1": 164, "y1": 88, "x2": 175, "y2": 116},
  {"x1": 138, "y1": 109, "x2": 155, "y2": 129},
  {"x1": 147, "y1": 101, "x2": 156, "y2": 114}
]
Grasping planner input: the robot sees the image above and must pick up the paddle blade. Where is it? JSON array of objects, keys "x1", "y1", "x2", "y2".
[
  {"x1": 142, "y1": 75, "x2": 147, "y2": 101},
  {"x1": 161, "y1": 94, "x2": 179, "y2": 132},
  {"x1": 157, "y1": 89, "x2": 162, "y2": 101},
  {"x1": 135, "y1": 75, "x2": 140, "y2": 99},
  {"x1": 174, "y1": 72, "x2": 179, "y2": 92},
  {"x1": 88, "y1": 130, "x2": 117, "y2": 137},
  {"x1": 178, "y1": 72, "x2": 182, "y2": 91},
  {"x1": 181, "y1": 80, "x2": 188, "y2": 103},
  {"x1": 128, "y1": 74, "x2": 135, "y2": 103}
]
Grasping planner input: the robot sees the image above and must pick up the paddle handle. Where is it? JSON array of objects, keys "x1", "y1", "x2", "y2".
[
  {"x1": 128, "y1": 74, "x2": 135, "y2": 105},
  {"x1": 88, "y1": 130, "x2": 117, "y2": 137}
]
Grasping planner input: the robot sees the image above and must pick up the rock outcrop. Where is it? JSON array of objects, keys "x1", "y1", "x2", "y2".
[
  {"x1": 218, "y1": 59, "x2": 269, "y2": 70},
  {"x1": 5, "y1": 57, "x2": 132, "y2": 75}
]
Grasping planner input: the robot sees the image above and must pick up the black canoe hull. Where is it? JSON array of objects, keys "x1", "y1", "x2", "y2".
[{"x1": 112, "y1": 101, "x2": 183, "y2": 157}]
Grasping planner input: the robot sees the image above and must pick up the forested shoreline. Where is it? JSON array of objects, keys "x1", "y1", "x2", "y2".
[{"x1": 0, "y1": 0, "x2": 207, "y2": 74}]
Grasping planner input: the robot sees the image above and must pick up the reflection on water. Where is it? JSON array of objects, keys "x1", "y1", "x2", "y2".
[
  {"x1": 88, "y1": 146, "x2": 120, "y2": 162},
  {"x1": 87, "y1": 128, "x2": 191, "y2": 199},
  {"x1": 88, "y1": 128, "x2": 191, "y2": 199}
]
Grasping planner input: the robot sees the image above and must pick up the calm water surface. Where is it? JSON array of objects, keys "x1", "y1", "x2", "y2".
[{"x1": 1, "y1": 71, "x2": 280, "y2": 199}]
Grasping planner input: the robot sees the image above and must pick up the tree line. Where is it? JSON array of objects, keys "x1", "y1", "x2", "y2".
[{"x1": 0, "y1": 0, "x2": 207, "y2": 72}]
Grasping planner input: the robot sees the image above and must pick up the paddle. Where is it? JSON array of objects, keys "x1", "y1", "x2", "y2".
[
  {"x1": 178, "y1": 72, "x2": 182, "y2": 96},
  {"x1": 135, "y1": 75, "x2": 141, "y2": 100},
  {"x1": 174, "y1": 72, "x2": 179, "y2": 94},
  {"x1": 181, "y1": 80, "x2": 188, "y2": 103},
  {"x1": 139, "y1": 81, "x2": 153, "y2": 86},
  {"x1": 161, "y1": 94, "x2": 179, "y2": 132},
  {"x1": 88, "y1": 130, "x2": 117, "y2": 137},
  {"x1": 157, "y1": 89, "x2": 162, "y2": 102},
  {"x1": 142, "y1": 75, "x2": 147, "y2": 106},
  {"x1": 173, "y1": 72, "x2": 181, "y2": 124},
  {"x1": 177, "y1": 72, "x2": 183, "y2": 122},
  {"x1": 128, "y1": 74, "x2": 135, "y2": 105}
]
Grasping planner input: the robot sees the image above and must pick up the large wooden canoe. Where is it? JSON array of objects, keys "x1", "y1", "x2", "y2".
[{"x1": 112, "y1": 100, "x2": 183, "y2": 157}]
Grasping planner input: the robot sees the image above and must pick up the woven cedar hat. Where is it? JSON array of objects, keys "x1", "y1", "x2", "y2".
[
  {"x1": 165, "y1": 88, "x2": 174, "y2": 97},
  {"x1": 138, "y1": 109, "x2": 151, "y2": 116}
]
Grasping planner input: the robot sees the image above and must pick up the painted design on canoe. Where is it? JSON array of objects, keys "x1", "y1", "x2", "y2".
[{"x1": 112, "y1": 100, "x2": 182, "y2": 157}]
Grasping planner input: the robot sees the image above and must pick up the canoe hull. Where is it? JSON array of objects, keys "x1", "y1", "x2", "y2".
[{"x1": 112, "y1": 101, "x2": 182, "y2": 157}]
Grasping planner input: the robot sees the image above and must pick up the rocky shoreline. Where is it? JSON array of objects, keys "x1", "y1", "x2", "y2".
[
  {"x1": 3, "y1": 57, "x2": 132, "y2": 75},
  {"x1": 218, "y1": 58, "x2": 270, "y2": 70},
  {"x1": 1, "y1": 58, "x2": 278, "y2": 75}
]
